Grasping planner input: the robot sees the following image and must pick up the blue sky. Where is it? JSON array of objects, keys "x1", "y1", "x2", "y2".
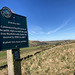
[{"x1": 0, "y1": 0, "x2": 75, "y2": 41}]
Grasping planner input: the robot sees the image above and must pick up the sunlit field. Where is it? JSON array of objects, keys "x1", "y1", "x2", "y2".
[{"x1": 0, "y1": 41, "x2": 75, "y2": 75}]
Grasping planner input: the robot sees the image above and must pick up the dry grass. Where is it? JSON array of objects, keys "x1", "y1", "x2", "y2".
[
  {"x1": 0, "y1": 68, "x2": 8, "y2": 75},
  {"x1": 21, "y1": 43, "x2": 75, "y2": 75},
  {"x1": 0, "y1": 43, "x2": 75, "y2": 75}
]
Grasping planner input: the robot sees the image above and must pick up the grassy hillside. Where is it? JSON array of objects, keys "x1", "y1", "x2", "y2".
[
  {"x1": 29, "y1": 40, "x2": 75, "y2": 47},
  {"x1": 0, "y1": 41, "x2": 57, "y2": 67},
  {"x1": 29, "y1": 40, "x2": 48, "y2": 47},
  {"x1": 21, "y1": 43, "x2": 75, "y2": 75},
  {"x1": 0, "y1": 42, "x2": 75, "y2": 75}
]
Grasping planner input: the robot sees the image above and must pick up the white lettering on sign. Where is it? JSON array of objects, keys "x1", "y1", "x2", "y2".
[
  {"x1": 3, "y1": 41, "x2": 26, "y2": 44},
  {"x1": 0, "y1": 25, "x2": 26, "y2": 30},
  {"x1": 0, "y1": 25, "x2": 27, "y2": 45},
  {"x1": 8, "y1": 21, "x2": 21, "y2": 25}
]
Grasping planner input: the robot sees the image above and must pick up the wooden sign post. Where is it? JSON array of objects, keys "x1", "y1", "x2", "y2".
[
  {"x1": 0, "y1": 7, "x2": 29, "y2": 75},
  {"x1": 7, "y1": 49, "x2": 21, "y2": 75}
]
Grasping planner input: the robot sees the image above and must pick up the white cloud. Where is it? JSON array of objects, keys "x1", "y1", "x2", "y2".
[
  {"x1": 29, "y1": 30, "x2": 36, "y2": 35},
  {"x1": 47, "y1": 18, "x2": 72, "y2": 34},
  {"x1": 29, "y1": 18, "x2": 72, "y2": 35},
  {"x1": 28, "y1": 25, "x2": 43, "y2": 35}
]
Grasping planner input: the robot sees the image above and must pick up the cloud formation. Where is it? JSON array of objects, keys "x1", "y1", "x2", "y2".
[
  {"x1": 47, "y1": 18, "x2": 72, "y2": 34},
  {"x1": 29, "y1": 18, "x2": 72, "y2": 35}
]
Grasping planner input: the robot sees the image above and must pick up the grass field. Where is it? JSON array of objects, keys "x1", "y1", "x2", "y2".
[
  {"x1": 0, "y1": 41, "x2": 75, "y2": 75},
  {"x1": 0, "y1": 42, "x2": 56, "y2": 66}
]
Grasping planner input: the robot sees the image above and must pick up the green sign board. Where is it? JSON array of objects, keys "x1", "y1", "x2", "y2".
[{"x1": 0, "y1": 7, "x2": 29, "y2": 51}]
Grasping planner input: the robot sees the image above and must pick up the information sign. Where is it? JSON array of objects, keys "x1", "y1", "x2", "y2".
[{"x1": 0, "y1": 7, "x2": 29, "y2": 51}]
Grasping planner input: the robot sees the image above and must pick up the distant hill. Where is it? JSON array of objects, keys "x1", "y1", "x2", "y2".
[
  {"x1": 29, "y1": 40, "x2": 48, "y2": 47},
  {"x1": 29, "y1": 40, "x2": 75, "y2": 47}
]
